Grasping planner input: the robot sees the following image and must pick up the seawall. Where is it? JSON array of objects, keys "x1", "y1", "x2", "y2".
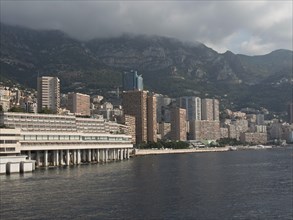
[{"x1": 133, "y1": 147, "x2": 230, "y2": 156}]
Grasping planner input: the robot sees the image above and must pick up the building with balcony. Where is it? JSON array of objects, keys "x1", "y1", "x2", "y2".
[
  {"x1": 122, "y1": 90, "x2": 157, "y2": 144},
  {"x1": 37, "y1": 76, "x2": 60, "y2": 113},
  {"x1": 170, "y1": 107, "x2": 187, "y2": 141}
]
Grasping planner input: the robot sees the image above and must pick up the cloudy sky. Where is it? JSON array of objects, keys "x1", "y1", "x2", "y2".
[{"x1": 1, "y1": 1, "x2": 292, "y2": 55}]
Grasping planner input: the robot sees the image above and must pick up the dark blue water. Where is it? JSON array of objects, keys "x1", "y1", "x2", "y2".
[{"x1": 1, "y1": 147, "x2": 293, "y2": 220}]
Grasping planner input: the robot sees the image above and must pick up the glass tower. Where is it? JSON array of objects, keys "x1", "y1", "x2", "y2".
[{"x1": 122, "y1": 70, "x2": 143, "y2": 91}]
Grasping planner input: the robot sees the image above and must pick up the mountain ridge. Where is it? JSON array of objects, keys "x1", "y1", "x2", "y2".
[{"x1": 0, "y1": 23, "x2": 292, "y2": 112}]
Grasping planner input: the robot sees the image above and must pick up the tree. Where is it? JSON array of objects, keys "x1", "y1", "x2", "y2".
[
  {"x1": 38, "y1": 107, "x2": 53, "y2": 114},
  {"x1": 8, "y1": 106, "x2": 25, "y2": 112}
]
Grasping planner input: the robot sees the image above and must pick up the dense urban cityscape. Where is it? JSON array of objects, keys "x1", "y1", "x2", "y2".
[
  {"x1": 1, "y1": 1, "x2": 292, "y2": 219},
  {"x1": 0, "y1": 71, "x2": 292, "y2": 174}
]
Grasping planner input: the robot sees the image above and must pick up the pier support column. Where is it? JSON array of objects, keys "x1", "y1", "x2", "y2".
[
  {"x1": 97, "y1": 149, "x2": 100, "y2": 163},
  {"x1": 105, "y1": 149, "x2": 108, "y2": 162},
  {"x1": 124, "y1": 149, "x2": 126, "y2": 159},
  {"x1": 109, "y1": 149, "x2": 113, "y2": 160},
  {"x1": 77, "y1": 150, "x2": 81, "y2": 164},
  {"x1": 66, "y1": 150, "x2": 70, "y2": 166},
  {"x1": 91, "y1": 149, "x2": 95, "y2": 161},
  {"x1": 111, "y1": 149, "x2": 114, "y2": 160},
  {"x1": 127, "y1": 149, "x2": 130, "y2": 159},
  {"x1": 81, "y1": 150, "x2": 86, "y2": 162},
  {"x1": 53, "y1": 150, "x2": 59, "y2": 166},
  {"x1": 102, "y1": 149, "x2": 105, "y2": 162},
  {"x1": 36, "y1": 151, "x2": 41, "y2": 167},
  {"x1": 120, "y1": 149, "x2": 123, "y2": 161},
  {"x1": 44, "y1": 150, "x2": 48, "y2": 167},
  {"x1": 73, "y1": 150, "x2": 77, "y2": 165},
  {"x1": 95, "y1": 149, "x2": 99, "y2": 162},
  {"x1": 60, "y1": 150, "x2": 64, "y2": 165},
  {"x1": 27, "y1": 151, "x2": 31, "y2": 160},
  {"x1": 87, "y1": 149, "x2": 91, "y2": 162}
]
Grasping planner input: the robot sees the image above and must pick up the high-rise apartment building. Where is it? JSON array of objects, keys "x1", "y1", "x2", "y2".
[
  {"x1": 201, "y1": 99, "x2": 214, "y2": 121},
  {"x1": 213, "y1": 99, "x2": 220, "y2": 121},
  {"x1": 122, "y1": 70, "x2": 143, "y2": 91},
  {"x1": 178, "y1": 96, "x2": 201, "y2": 121},
  {"x1": 155, "y1": 94, "x2": 172, "y2": 123},
  {"x1": 67, "y1": 92, "x2": 90, "y2": 116},
  {"x1": 189, "y1": 98, "x2": 220, "y2": 141},
  {"x1": 147, "y1": 95, "x2": 157, "y2": 142},
  {"x1": 37, "y1": 76, "x2": 60, "y2": 113},
  {"x1": 117, "y1": 114, "x2": 136, "y2": 144},
  {"x1": 122, "y1": 90, "x2": 157, "y2": 144},
  {"x1": 201, "y1": 98, "x2": 219, "y2": 121},
  {"x1": 170, "y1": 107, "x2": 187, "y2": 141}
]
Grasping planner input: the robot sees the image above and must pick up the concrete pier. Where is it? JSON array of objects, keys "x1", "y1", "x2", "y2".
[
  {"x1": 77, "y1": 150, "x2": 81, "y2": 164},
  {"x1": 44, "y1": 150, "x2": 48, "y2": 167},
  {"x1": 0, "y1": 156, "x2": 35, "y2": 174},
  {"x1": 0, "y1": 163, "x2": 6, "y2": 174},
  {"x1": 97, "y1": 149, "x2": 100, "y2": 163},
  {"x1": 66, "y1": 150, "x2": 70, "y2": 165},
  {"x1": 20, "y1": 161, "x2": 34, "y2": 173},
  {"x1": 88, "y1": 150, "x2": 90, "y2": 162},
  {"x1": 27, "y1": 151, "x2": 31, "y2": 160},
  {"x1": 6, "y1": 162, "x2": 20, "y2": 174},
  {"x1": 36, "y1": 151, "x2": 41, "y2": 167},
  {"x1": 60, "y1": 150, "x2": 64, "y2": 165}
]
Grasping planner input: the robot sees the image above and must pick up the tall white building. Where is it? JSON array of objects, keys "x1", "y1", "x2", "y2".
[
  {"x1": 37, "y1": 76, "x2": 60, "y2": 113},
  {"x1": 178, "y1": 96, "x2": 201, "y2": 121}
]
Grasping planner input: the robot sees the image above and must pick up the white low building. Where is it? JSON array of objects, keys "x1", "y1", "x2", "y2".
[
  {"x1": 0, "y1": 112, "x2": 133, "y2": 174},
  {"x1": 0, "y1": 128, "x2": 35, "y2": 174}
]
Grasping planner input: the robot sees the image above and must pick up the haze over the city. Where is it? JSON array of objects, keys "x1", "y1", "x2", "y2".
[{"x1": 1, "y1": 0, "x2": 292, "y2": 55}]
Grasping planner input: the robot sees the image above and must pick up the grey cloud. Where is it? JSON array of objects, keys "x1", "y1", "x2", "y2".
[{"x1": 1, "y1": 1, "x2": 292, "y2": 55}]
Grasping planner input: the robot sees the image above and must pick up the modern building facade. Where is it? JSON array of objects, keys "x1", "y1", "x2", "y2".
[
  {"x1": 37, "y1": 76, "x2": 60, "y2": 113},
  {"x1": 240, "y1": 132, "x2": 267, "y2": 144},
  {"x1": 147, "y1": 95, "x2": 157, "y2": 142},
  {"x1": 122, "y1": 90, "x2": 157, "y2": 144},
  {"x1": 178, "y1": 96, "x2": 201, "y2": 121},
  {"x1": 189, "y1": 120, "x2": 220, "y2": 141},
  {"x1": 155, "y1": 94, "x2": 172, "y2": 123},
  {"x1": 117, "y1": 114, "x2": 136, "y2": 144},
  {"x1": 67, "y1": 92, "x2": 90, "y2": 116},
  {"x1": 170, "y1": 107, "x2": 187, "y2": 141},
  {"x1": 188, "y1": 98, "x2": 220, "y2": 141},
  {"x1": 0, "y1": 112, "x2": 133, "y2": 173},
  {"x1": 122, "y1": 70, "x2": 143, "y2": 91},
  {"x1": 202, "y1": 99, "x2": 214, "y2": 121}
]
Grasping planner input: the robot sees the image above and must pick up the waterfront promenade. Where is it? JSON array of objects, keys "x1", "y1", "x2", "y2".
[{"x1": 133, "y1": 147, "x2": 230, "y2": 156}]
